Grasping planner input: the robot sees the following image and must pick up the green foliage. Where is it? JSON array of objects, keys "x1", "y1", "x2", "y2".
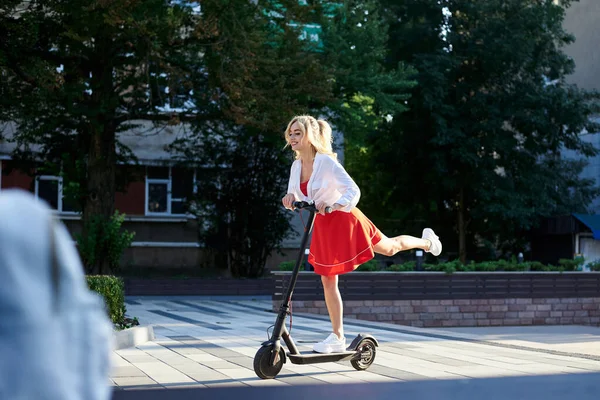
[
  {"x1": 279, "y1": 261, "x2": 296, "y2": 271},
  {"x1": 387, "y1": 262, "x2": 415, "y2": 272},
  {"x1": 423, "y1": 259, "x2": 463, "y2": 274},
  {"x1": 368, "y1": 0, "x2": 600, "y2": 261},
  {"x1": 471, "y1": 261, "x2": 502, "y2": 272},
  {"x1": 356, "y1": 259, "x2": 379, "y2": 271},
  {"x1": 558, "y1": 257, "x2": 585, "y2": 271},
  {"x1": 587, "y1": 261, "x2": 600, "y2": 272},
  {"x1": 86, "y1": 275, "x2": 126, "y2": 327},
  {"x1": 76, "y1": 211, "x2": 135, "y2": 274},
  {"x1": 522, "y1": 261, "x2": 550, "y2": 271},
  {"x1": 4, "y1": 0, "x2": 599, "y2": 275},
  {"x1": 172, "y1": 129, "x2": 298, "y2": 278},
  {"x1": 168, "y1": 0, "x2": 335, "y2": 278},
  {"x1": 196, "y1": 0, "x2": 333, "y2": 131},
  {"x1": 278, "y1": 256, "x2": 591, "y2": 276},
  {"x1": 0, "y1": 0, "x2": 208, "y2": 272},
  {"x1": 382, "y1": 259, "x2": 587, "y2": 273},
  {"x1": 318, "y1": 0, "x2": 417, "y2": 209}
]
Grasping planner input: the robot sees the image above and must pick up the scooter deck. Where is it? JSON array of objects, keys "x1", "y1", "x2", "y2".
[{"x1": 287, "y1": 351, "x2": 356, "y2": 365}]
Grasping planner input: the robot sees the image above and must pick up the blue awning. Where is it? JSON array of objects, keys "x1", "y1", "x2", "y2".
[{"x1": 573, "y1": 214, "x2": 600, "y2": 239}]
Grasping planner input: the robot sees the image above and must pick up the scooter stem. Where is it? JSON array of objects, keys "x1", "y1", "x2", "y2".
[{"x1": 270, "y1": 207, "x2": 317, "y2": 343}]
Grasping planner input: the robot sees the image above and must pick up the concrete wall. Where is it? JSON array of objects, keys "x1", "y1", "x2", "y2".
[
  {"x1": 560, "y1": 1, "x2": 600, "y2": 214},
  {"x1": 122, "y1": 246, "x2": 205, "y2": 269},
  {"x1": 118, "y1": 246, "x2": 298, "y2": 271},
  {"x1": 63, "y1": 216, "x2": 299, "y2": 271},
  {"x1": 562, "y1": 0, "x2": 600, "y2": 91},
  {"x1": 562, "y1": 130, "x2": 600, "y2": 214}
]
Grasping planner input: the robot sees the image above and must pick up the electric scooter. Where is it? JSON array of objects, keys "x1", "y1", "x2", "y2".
[{"x1": 253, "y1": 201, "x2": 378, "y2": 379}]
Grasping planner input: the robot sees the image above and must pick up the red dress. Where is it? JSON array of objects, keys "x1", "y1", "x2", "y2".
[{"x1": 300, "y1": 181, "x2": 383, "y2": 276}]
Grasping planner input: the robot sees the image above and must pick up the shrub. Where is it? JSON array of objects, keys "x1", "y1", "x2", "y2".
[
  {"x1": 86, "y1": 275, "x2": 126, "y2": 327},
  {"x1": 76, "y1": 211, "x2": 135, "y2": 274},
  {"x1": 493, "y1": 259, "x2": 511, "y2": 271},
  {"x1": 588, "y1": 261, "x2": 600, "y2": 271},
  {"x1": 499, "y1": 261, "x2": 527, "y2": 272},
  {"x1": 357, "y1": 259, "x2": 379, "y2": 271},
  {"x1": 524, "y1": 261, "x2": 552, "y2": 271},
  {"x1": 558, "y1": 257, "x2": 584, "y2": 271},
  {"x1": 387, "y1": 262, "x2": 415, "y2": 272},
  {"x1": 278, "y1": 257, "x2": 595, "y2": 274},
  {"x1": 278, "y1": 261, "x2": 296, "y2": 271},
  {"x1": 423, "y1": 259, "x2": 463, "y2": 274},
  {"x1": 473, "y1": 261, "x2": 501, "y2": 272}
]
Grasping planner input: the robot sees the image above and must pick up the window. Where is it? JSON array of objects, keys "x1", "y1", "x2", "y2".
[
  {"x1": 146, "y1": 166, "x2": 195, "y2": 215},
  {"x1": 35, "y1": 175, "x2": 78, "y2": 213}
]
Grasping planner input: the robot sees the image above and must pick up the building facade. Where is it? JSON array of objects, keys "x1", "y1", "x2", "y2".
[
  {"x1": 534, "y1": 0, "x2": 600, "y2": 265},
  {"x1": 0, "y1": 118, "x2": 344, "y2": 272}
]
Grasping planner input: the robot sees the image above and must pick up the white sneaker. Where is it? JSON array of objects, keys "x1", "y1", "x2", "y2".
[
  {"x1": 422, "y1": 228, "x2": 442, "y2": 256},
  {"x1": 313, "y1": 333, "x2": 346, "y2": 354}
]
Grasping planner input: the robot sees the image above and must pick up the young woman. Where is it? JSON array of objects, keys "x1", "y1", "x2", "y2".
[{"x1": 281, "y1": 115, "x2": 442, "y2": 354}]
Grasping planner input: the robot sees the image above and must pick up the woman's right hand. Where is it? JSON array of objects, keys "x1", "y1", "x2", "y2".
[{"x1": 282, "y1": 193, "x2": 296, "y2": 210}]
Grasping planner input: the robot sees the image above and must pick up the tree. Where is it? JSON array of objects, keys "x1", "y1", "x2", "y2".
[
  {"x1": 168, "y1": 0, "x2": 335, "y2": 277},
  {"x1": 171, "y1": 125, "x2": 297, "y2": 278},
  {"x1": 0, "y1": 0, "x2": 208, "y2": 274},
  {"x1": 318, "y1": 0, "x2": 417, "y2": 219},
  {"x1": 168, "y1": 0, "x2": 419, "y2": 277},
  {"x1": 373, "y1": 0, "x2": 600, "y2": 262}
]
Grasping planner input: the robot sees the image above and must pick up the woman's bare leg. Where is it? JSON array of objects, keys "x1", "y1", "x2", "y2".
[
  {"x1": 321, "y1": 275, "x2": 344, "y2": 339},
  {"x1": 373, "y1": 233, "x2": 431, "y2": 257}
]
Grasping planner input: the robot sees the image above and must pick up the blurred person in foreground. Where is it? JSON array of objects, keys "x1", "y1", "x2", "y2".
[{"x1": 0, "y1": 189, "x2": 113, "y2": 400}]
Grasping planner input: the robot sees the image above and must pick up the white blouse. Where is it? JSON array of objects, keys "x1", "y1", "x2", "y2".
[{"x1": 286, "y1": 153, "x2": 360, "y2": 212}]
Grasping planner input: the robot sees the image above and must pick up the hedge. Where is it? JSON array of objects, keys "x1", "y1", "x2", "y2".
[
  {"x1": 86, "y1": 275, "x2": 126, "y2": 325},
  {"x1": 389, "y1": 258, "x2": 596, "y2": 273},
  {"x1": 278, "y1": 258, "x2": 600, "y2": 273}
]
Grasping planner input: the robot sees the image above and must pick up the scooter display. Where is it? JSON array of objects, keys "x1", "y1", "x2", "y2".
[{"x1": 253, "y1": 201, "x2": 378, "y2": 379}]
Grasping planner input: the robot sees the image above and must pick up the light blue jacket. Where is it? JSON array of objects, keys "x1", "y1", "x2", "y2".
[{"x1": 0, "y1": 189, "x2": 112, "y2": 400}]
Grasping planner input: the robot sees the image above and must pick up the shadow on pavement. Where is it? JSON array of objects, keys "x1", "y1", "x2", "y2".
[{"x1": 112, "y1": 371, "x2": 600, "y2": 400}]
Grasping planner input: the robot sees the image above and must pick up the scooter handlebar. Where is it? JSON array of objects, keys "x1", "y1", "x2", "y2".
[{"x1": 292, "y1": 201, "x2": 333, "y2": 214}]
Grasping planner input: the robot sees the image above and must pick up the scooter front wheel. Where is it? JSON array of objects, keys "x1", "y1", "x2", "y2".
[
  {"x1": 351, "y1": 338, "x2": 377, "y2": 371},
  {"x1": 253, "y1": 345, "x2": 284, "y2": 379}
]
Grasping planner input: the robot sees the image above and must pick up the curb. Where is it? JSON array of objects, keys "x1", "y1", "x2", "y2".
[{"x1": 113, "y1": 325, "x2": 155, "y2": 350}]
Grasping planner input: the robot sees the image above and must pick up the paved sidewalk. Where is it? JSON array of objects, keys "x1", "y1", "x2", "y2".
[{"x1": 110, "y1": 296, "x2": 600, "y2": 392}]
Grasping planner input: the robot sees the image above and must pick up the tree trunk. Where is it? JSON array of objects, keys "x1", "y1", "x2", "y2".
[
  {"x1": 82, "y1": 124, "x2": 116, "y2": 275},
  {"x1": 458, "y1": 187, "x2": 467, "y2": 264},
  {"x1": 82, "y1": 38, "x2": 117, "y2": 275}
]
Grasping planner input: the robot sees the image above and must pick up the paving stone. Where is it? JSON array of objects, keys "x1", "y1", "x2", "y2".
[
  {"x1": 113, "y1": 297, "x2": 600, "y2": 391},
  {"x1": 275, "y1": 373, "x2": 328, "y2": 385},
  {"x1": 204, "y1": 381, "x2": 249, "y2": 388},
  {"x1": 366, "y1": 364, "x2": 430, "y2": 381},
  {"x1": 113, "y1": 377, "x2": 159, "y2": 388},
  {"x1": 160, "y1": 382, "x2": 207, "y2": 389},
  {"x1": 200, "y1": 360, "x2": 242, "y2": 369},
  {"x1": 110, "y1": 366, "x2": 148, "y2": 378},
  {"x1": 381, "y1": 346, "x2": 474, "y2": 367},
  {"x1": 225, "y1": 356, "x2": 255, "y2": 370}
]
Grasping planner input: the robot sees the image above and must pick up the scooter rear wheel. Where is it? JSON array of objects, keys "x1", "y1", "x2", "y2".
[
  {"x1": 253, "y1": 345, "x2": 284, "y2": 379},
  {"x1": 351, "y1": 338, "x2": 377, "y2": 371}
]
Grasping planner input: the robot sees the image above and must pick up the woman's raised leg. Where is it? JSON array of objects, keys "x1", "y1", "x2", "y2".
[{"x1": 373, "y1": 228, "x2": 442, "y2": 257}]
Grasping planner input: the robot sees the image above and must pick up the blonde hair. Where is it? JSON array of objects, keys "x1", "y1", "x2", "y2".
[{"x1": 283, "y1": 115, "x2": 337, "y2": 160}]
